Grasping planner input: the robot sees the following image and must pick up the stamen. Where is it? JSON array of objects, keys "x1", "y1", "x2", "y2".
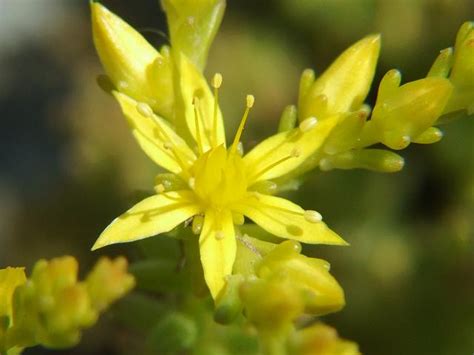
[
  {"x1": 304, "y1": 210, "x2": 322, "y2": 223},
  {"x1": 215, "y1": 230, "x2": 225, "y2": 240},
  {"x1": 141, "y1": 110, "x2": 191, "y2": 176},
  {"x1": 319, "y1": 158, "x2": 333, "y2": 171},
  {"x1": 136, "y1": 102, "x2": 153, "y2": 118},
  {"x1": 193, "y1": 97, "x2": 204, "y2": 155},
  {"x1": 299, "y1": 116, "x2": 318, "y2": 133},
  {"x1": 211, "y1": 73, "x2": 223, "y2": 147},
  {"x1": 260, "y1": 202, "x2": 324, "y2": 223},
  {"x1": 154, "y1": 184, "x2": 165, "y2": 194},
  {"x1": 230, "y1": 94, "x2": 255, "y2": 155},
  {"x1": 162, "y1": 142, "x2": 191, "y2": 176},
  {"x1": 250, "y1": 147, "x2": 300, "y2": 181},
  {"x1": 188, "y1": 177, "x2": 196, "y2": 189},
  {"x1": 236, "y1": 142, "x2": 244, "y2": 156},
  {"x1": 192, "y1": 215, "x2": 204, "y2": 235},
  {"x1": 232, "y1": 212, "x2": 245, "y2": 225},
  {"x1": 117, "y1": 81, "x2": 129, "y2": 90}
]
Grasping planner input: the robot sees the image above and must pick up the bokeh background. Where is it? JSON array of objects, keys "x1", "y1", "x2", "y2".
[{"x1": 1, "y1": 0, "x2": 473, "y2": 354}]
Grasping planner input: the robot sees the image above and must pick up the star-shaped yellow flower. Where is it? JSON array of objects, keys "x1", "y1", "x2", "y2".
[{"x1": 90, "y1": 2, "x2": 346, "y2": 299}]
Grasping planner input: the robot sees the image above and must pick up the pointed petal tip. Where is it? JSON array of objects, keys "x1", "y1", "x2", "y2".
[
  {"x1": 91, "y1": 240, "x2": 105, "y2": 251},
  {"x1": 367, "y1": 33, "x2": 381, "y2": 43}
]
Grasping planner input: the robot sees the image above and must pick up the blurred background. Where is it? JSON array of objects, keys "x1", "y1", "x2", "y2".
[{"x1": 0, "y1": 0, "x2": 473, "y2": 354}]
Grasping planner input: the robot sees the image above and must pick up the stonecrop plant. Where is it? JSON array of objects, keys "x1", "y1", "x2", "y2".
[{"x1": 2, "y1": 1, "x2": 472, "y2": 354}]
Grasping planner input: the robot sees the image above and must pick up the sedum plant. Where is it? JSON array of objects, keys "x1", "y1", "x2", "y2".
[{"x1": 2, "y1": 1, "x2": 472, "y2": 354}]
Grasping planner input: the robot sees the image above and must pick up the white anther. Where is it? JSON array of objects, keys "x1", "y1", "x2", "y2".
[
  {"x1": 215, "y1": 230, "x2": 225, "y2": 240},
  {"x1": 212, "y1": 73, "x2": 223, "y2": 89},
  {"x1": 188, "y1": 177, "x2": 195, "y2": 189},
  {"x1": 304, "y1": 210, "x2": 323, "y2": 223},
  {"x1": 192, "y1": 216, "x2": 204, "y2": 235},
  {"x1": 117, "y1": 81, "x2": 129, "y2": 90},
  {"x1": 266, "y1": 181, "x2": 278, "y2": 194},
  {"x1": 136, "y1": 102, "x2": 153, "y2": 118},
  {"x1": 319, "y1": 158, "x2": 332, "y2": 171},
  {"x1": 401, "y1": 135, "x2": 411, "y2": 144},
  {"x1": 299, "y1": 116, "x2": 318, "y2": 133},
  {"x1": 246, "y1": 94, "x2": 255, "y2": 108},
  {"x1": 237, "y1": 141, "x2": 244, "y2": 156},
  {"x1": 154, "y1": 184, "x2": 165, "y2": 194}
]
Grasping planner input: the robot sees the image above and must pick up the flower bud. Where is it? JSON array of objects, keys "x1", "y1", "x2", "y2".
[
  {"x1": 91, "y1": 3, "x2": 174, "y2": 118},
  {"x1": 299, "y1": 35, "x2": 380, "y2": 119},
  {"x1": 3, "y1": 256, "x2": 134, "y2": 351},
  {"x1": 319, "y1": 149, "x2": 404, "y2": 173},
  {"x1": 239, "y1": 278, "x2": 304, "y2": 332},
  {"x1": 444, "y1": 21, "x2": 474, "y2": 114},
  {"x1": 278, "y1": 105, "x2": 298, "y2": 132},
  {"x1": 323, "y1": 109, "x2": 368, "y2": 155},
  {"x1": 85, "y1": 257, "x2": 136, "y2": 312},
  {"x1": 256, "y1": 241, "x2": 345, "y2": 316},
  {"x1": 371, "y1": 76, "x2": 452, "y2": 149},
  {"x1": 161, "y1": 0, "x2": 226, "y2": 70}
]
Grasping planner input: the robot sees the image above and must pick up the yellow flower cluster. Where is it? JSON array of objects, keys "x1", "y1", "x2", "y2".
[
  {"x1": 89, "y1": 0, "x2": 472, "y2": 352},
  {"x1": 0, "y1": 256, "x2": 134, "y2": 354},
  {"x1": 91, "y1": 2, "x2": 346, "y2": 301}
]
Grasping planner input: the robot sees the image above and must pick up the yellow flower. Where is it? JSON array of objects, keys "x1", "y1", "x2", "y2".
[{"x1": 90, "y1": 3, "x2": 347, "y2": 300}]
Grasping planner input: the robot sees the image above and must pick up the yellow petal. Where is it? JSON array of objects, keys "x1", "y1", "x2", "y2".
[
  {"x1": 243, "y1": 116, "x2": 338, "y2": 184},
  {"x1": 91, "y1": 2, "x2": 174, "y2": 117},
  {"x1": 233, "y1": 194, "x2": 347, "y2": 245},
  {"x1": 199, "y1": 209, "x2": 236, "y2": 300},
  {"x1": 299, "y1": 34, "x2": 380, "y2": 119},
  {"x1": 162, "y1": 0, "x2": 226, "y2": 70},
  {"x1": 178, "y1": 53, "x2": 226, "y2": 151},
  {"x1": 92, "y1": 191, "x2": 201, "y2": 250},
  {"x1": 0, "y1": 267, "x2": 27, "y2": 318},
  {"x1": 113, "y1": 92, "x2": 196, "y2": 175}
]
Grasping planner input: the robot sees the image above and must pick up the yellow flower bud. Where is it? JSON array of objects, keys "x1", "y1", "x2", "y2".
[
  {"x1": 239, "y1": 278, "x2": 304, "y2": 332},
  {"x1": 444, "y1": 21, "x2": 474, "y2": 114},
  {"x1": 371, "y1": 75, "x2": 453, "y2": 149},
  {"x1": 3, "y1": 256, "x2": 134, "y2": 351},
  {"x1": 256, "y1": 241, "x2": 345, "y2": 316},
  {"x1": 85, "y1": 257, "x2": 136, "y2": 312},
  {"x1": 161, "y1": 0, "x2": 226, "y2": 70},
  {"x1": 299, "y1": 35, "x2": 380, "y2": 120},
  {"x1": 91, "y1": 3, "x2": 174, "y2": 118},
  {"x1": 319, "y1": 149, "x2": 405, "y2": 173}
]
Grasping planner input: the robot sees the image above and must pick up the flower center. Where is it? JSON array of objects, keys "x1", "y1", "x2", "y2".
[{"x1": 191, "y1": 146, "x2": 247, "y2": 208}]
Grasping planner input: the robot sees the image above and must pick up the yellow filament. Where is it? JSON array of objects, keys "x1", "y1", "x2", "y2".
[
  {"x1": 148, "y1": 116, "x2": 190, "y2": 175},
  {"x1": 251, "y1": 198, "x2": 322, "y2": 223},
  {"x1": 193, "y1": 97, "x2": 204, "y2": 155},
  {"x1": 212, "y1": 73, "x2": 222, "y2": 147},
  {"x1": 250, "y1": 149, "x2": 299, "y2": 181},
  {"x1": 230, "y1": 94, "x2": 254, "y2": 155}
]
